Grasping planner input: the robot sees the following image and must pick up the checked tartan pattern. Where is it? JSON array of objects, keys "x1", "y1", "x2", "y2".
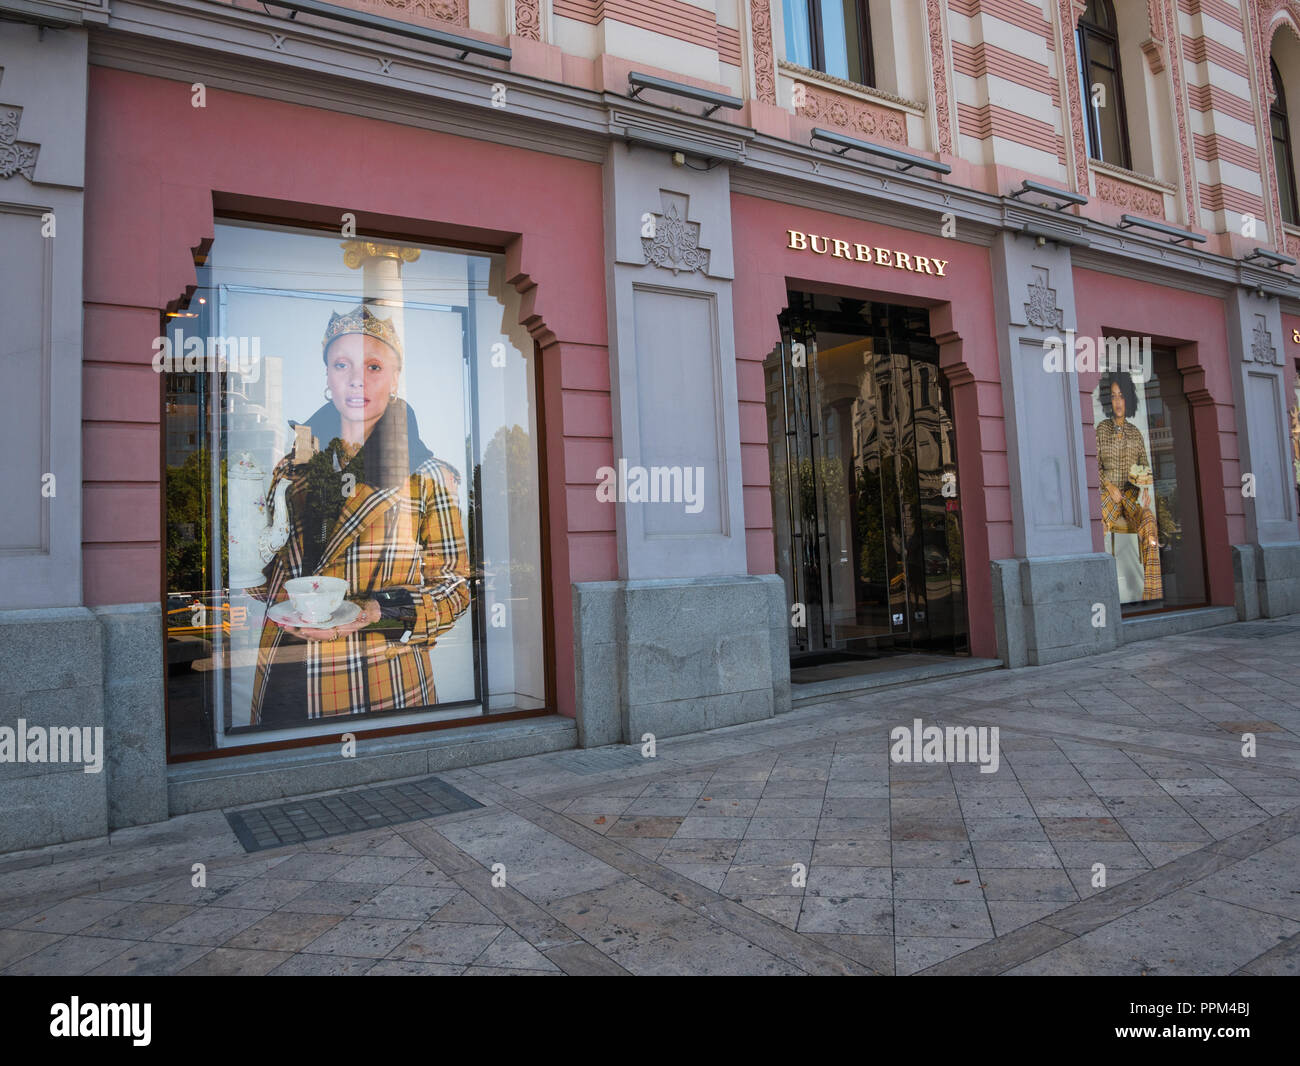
[
  {"x1": 1097, "y1": 417, "x2": 1163, "y2": 602},
  {"x1": 249, "y1": 454, "x2": 472, "y2": 723}
]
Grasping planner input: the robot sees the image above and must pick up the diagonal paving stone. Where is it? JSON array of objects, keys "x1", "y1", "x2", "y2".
[{"x1": 2, "y1": 616, "x2": 1300, "y2": 976}]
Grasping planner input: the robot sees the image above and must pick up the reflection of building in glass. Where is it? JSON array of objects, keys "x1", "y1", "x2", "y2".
[{"x1": 1292, "y1": 383, "x2": 1300, "y2": 492}]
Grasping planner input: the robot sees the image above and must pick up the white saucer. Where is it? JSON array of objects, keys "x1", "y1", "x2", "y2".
[{"x1": 267, "y1": 600, "x2": 362, "y2": 630}]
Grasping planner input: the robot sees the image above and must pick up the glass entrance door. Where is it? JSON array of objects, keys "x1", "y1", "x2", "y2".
[{"x1": 765, "y1": 293, "x2": 968, "y2": 663}]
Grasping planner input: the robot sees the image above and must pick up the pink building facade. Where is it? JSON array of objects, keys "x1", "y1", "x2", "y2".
[{"x1": 1, "y1": 0, "x2": 1298, "y2": 851}]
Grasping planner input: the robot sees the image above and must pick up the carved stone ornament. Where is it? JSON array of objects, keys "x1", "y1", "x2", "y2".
[
  {"x1": 750, "y1": 0, "x2": 777, "y2": 105},
  {"x1": 1251, "y1": 315, "x2": 1279, "y2": 365},
  {"x1": 0, "y1": 104, "x2": 38, "y2": 181},
  {"x1": 1024, "y1": 268, "x2": 1065, "y2": 330},
  {"x1": 794, "y1": 83, "x2": 907, "y2": 145},
  {"x1": 641, "y1": 192, "x2": 711, "y2": 275},
  {"x1": 356, "y1": 0, "x2": 468, "y2": 24},
  {"x1": 514, "y1": 0, "x2": 540, "y2": 40},
  {"x1": 1094, "y1": 172, "x2": 1165, "y2": 219}
]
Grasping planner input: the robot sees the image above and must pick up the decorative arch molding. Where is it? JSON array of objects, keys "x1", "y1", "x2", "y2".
[
  {"x1": 1265, "y1": 8, "x2": 1300, "y2": 106},
  {"x1": 1250, "y1": 1, "x2": 1300, "y2": 252}
]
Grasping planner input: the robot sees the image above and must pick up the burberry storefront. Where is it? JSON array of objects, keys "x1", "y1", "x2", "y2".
[{"x1": 5, "y1": 5, "x2": 1300, "y2": 856}]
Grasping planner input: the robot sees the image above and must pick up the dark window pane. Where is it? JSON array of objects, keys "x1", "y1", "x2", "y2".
[
  {"x1": 1088, "y1": 62, "x2": 1125, "y2": 165},
  {"x1": 1271, "y1": 59, "x2": 1299, "y2": 225}
]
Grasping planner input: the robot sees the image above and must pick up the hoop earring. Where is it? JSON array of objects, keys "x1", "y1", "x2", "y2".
[{"x1": 324, "y1": 387, "x2": 333, "y2": 401}]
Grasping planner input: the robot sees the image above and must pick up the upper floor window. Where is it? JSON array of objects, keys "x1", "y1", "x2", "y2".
[
  {"x1": 1271, "y1": 59, "x2": 1299, "y2": 226},
  {"x1": 1077, "y1": 0, "x2": 1132, "y2": 169},
  {"x1": 783, "y1": 0, "x2": 875, "y2": 87}
]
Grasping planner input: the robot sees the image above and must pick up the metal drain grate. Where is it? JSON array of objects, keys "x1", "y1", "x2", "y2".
[
  {"x1": 1207, "y1": 624, "x2": 1300, "y2": 640},
  {"x1": 225, "y1": 776, "x2": 483, "y2": 852},
  {"x1": 550, "y1": 747, "x2": 648, "y2": 775}
]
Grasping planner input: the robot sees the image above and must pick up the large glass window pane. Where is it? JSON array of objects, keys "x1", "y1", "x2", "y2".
[
  {"x1": 1093, "y1": 347, "x2": 1206, "y2": 613},
  {"x1": 818, "y1": 0, "x2": 867, "y2": 84},
  {"x1": 163, "y1": 222, "x2": 545, "y2": 756},
  {"x1": 783, "y1": 0, "x2": 813, "y2": 68}
]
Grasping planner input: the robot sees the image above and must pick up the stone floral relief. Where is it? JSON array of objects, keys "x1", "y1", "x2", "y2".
[
  {"x1": 641, "y1": 192, "x2": 711, "y2": 275},
  {"x1": 794, "y1": 84, "x2": 906, "y2": 145},
  {"x1": 1094, "y1": 172, "x2": 1166, "y2": 219},
  {"x1": 334, "y1": 0, "x2": 470, "y2": 25},
  {"x1": 0, "y1": 102, "x2": 38, "y2": 182},
  {"x1": 1025, "y1": 268, "x2": 1065, "y2": 330}
]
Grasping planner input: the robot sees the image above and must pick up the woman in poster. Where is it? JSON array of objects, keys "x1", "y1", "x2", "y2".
[
  {"x1": 1096, "y1": 372, "x2": 1163, "y2": 602},
  {"x1": 249, "y1": 304, "x2": 472, "y2": 727}
]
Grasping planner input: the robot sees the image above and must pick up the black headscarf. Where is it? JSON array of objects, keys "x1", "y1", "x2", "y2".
[{"x1": 293, "y1": 399, "x2": 436, "y2": 573}]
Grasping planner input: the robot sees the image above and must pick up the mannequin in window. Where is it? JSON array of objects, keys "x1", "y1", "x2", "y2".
[{"x1": 1097, "y1": 372, "x2": 1162, "y2": 601}]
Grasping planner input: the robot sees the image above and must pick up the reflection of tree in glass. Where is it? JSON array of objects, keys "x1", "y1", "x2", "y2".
[
  {"x1": 166, "y1": 451, "x2": 227, "y2": 592},
  {"x1": 946, "y1": 511, "x2": 963, "y2": 572},
  {"x1": 479, "y1": 424, "x2": 537, "y2": 586},
  {"x1": 856, "y1": 462, "x2": 884, "y2": 581},
  {"x1": 1155, "y1": 489, "x2": 1179, "y2": 546},
  {"x1": 797, "y1": 455, "x2": 847, "y2": 529}
]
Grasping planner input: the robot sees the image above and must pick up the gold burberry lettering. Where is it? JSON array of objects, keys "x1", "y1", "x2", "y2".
[{"x1": 787, "y1": 229, "x2": 952, "y2": 278}]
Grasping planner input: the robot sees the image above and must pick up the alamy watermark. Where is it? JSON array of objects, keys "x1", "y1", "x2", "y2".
[
  {"x1": 596, "y1": 459, "x2": 705, "y2": 514},
  {"x1": 1042, "y1": 332, "x2": 1151, "y2": 380},
  {"x1": 890, "y1": 718, "x2": 1000, "y2": 774},
  {"x1": 151, "y1": 330, "x2": 262, "y2": 380},
  {"x1": 0, "y1": 720, "x2": 104, "y2": 773},
  {"x1": 50, "y1": 998, "x2": 150, "y2": 1046}
]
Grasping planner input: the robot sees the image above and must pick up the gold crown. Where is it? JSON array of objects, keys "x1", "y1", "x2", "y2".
[{"x1": 322, "y1": 304, "x2": 403, "y2": 361}]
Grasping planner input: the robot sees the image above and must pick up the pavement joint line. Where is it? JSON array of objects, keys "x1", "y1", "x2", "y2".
[
  {"x1": 1228, "y1": 927, "x2": 1300, "y2": 975},
  {"x1": 453, "y1": 769, "x2": 875, "y2": 975},
  {"x1": 0, "y1": 804, "x2": 510, "y2": 918},
  {"x1": 913, "y1": 805, "x2": 1300, "y2": 975},
  {"x1": 392, "y1": 821, "x2": 632, "y2": 975},
  {"x1": 1, "y1": 694, "x2": 1281, "y2": 921},
  {"x1": 511, "y1": 706, "x2": 1294, "y2": 815},
  {"x1": 949, "y1": 714, "x2": 1300, "y2": 778}
]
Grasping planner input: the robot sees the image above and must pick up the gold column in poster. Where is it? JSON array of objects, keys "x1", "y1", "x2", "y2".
[{"x1": 341, "y1": 241, "x2": 421, "y2": 481}]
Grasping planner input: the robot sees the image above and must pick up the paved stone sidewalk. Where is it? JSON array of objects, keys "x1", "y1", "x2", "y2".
[{"x1": 1, "y1": 616, "x2": 1298, "y2": 975}]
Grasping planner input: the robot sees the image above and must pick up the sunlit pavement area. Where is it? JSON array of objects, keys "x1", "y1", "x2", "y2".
[{"x1": 2, "y1": 616, "x2": 1298, "y2": 976}]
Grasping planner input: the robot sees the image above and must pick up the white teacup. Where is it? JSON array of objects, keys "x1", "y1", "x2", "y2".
[{"x1": 284, "y1": 576, "x2": 348, "y2": 625}]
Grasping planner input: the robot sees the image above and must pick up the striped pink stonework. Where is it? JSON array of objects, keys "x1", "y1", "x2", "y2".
[
  {"x1": 554, "y1": 0, "x2": 720, "y2": 52},
  {"x1": 1187, "y1": 82, "x2": 1255, "y2": 126},
  {"x1": 957, "y1": 102, "x2": 1058, "y2": 152},
  {"x1": 1199, "y1": 183, "x2": 1266, "y2": 217},
  {"x1": 949, "y1": 0, "x2": 1054, "y2": 40},
  {"x1": 1182, "y1": 35, "x2": 1250, "y2": 78},
  {"x1": 1193, "y1": 131, "x2": 1263, "y2": 172},
  {"x1": 950, "y1": 39, "x2": 1057, "y2": 97},
  {"x1": 1177, "y1": 0, "x2": 1243, "y2": 30},
  {"x1": 717, "y1": 24, "x2": 742, "y2": 67}
]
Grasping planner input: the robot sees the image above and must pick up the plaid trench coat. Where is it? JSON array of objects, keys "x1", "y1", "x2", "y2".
[
  {"x1": 1096, "y1": 417, "x2": 1163, "y2": 601},
  {"x1": 248, "y1": 452, "x2": 472, "y2": 724}
]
